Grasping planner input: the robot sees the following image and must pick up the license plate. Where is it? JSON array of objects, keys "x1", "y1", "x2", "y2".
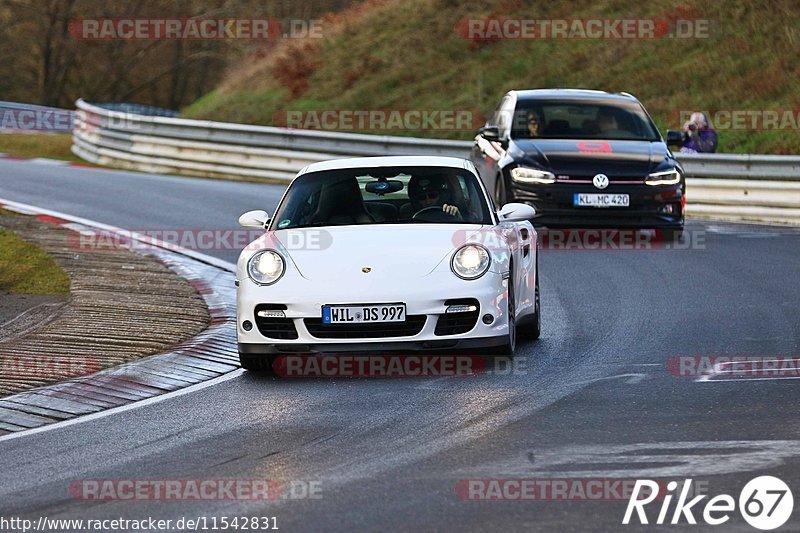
[
  {"x1": 322, "y1": 304, "x2": 406, "y2": 324},
  {"x1": 574, "y1": 193, "x2": 630, "y2": 207}
]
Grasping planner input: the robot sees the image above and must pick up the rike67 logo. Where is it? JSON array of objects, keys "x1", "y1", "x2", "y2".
[{"x1": 623, "y1": 476, "x2": 793, "y2": 530}]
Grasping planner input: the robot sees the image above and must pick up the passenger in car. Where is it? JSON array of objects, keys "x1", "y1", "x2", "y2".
[
  {"x1": 596, "y1": 108, "x2": 619, "y2": 134},
  {"x1": 311, "y1": 178, "x2": 374, "y2": 225},
  {"x1": 364, "y1": 201, "x2": 398, "y2": 222},
  {"x1": 596, "y1": 108, "x2": 637, "y2": 137},
  {"x1": 544, "y1": 119, "x2": 571, "y2": 136}
]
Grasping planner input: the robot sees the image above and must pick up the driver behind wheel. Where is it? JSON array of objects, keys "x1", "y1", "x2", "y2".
[{"x1": 407, "y1": 175, "x2": 461, "y2": 218}]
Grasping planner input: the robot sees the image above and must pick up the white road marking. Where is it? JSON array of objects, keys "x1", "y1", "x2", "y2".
[
  {"x1": 467, "y1": 440, "x2": 800, "y2": 478},
  {"x1": 27, "y1": 158, "x2": 68, "y2": 166},
  {"x1": 0, "y1": 198, "x2": 242, "y2": 444},
  {"x1": 0, "y1": 369, "x2": 244, "y2": 444},
  {"x1": 0, "y1": 197, "x2": 237, "y2": 272},
  {"x1": 696, "y1": 357, "x2": 800, "y2": 383},
  {"x1": 572, "y1": 373, "x2": 647, "y2": 385}
]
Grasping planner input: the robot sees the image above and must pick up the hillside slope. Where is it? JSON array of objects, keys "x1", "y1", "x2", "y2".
[{"x1": 183, "y1": 0, "x2": 800, "y2": 154}]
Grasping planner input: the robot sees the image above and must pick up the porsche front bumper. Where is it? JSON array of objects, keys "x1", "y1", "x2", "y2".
[{"x1": 236, "y1": 270, "x2": 511, "y2": 354}]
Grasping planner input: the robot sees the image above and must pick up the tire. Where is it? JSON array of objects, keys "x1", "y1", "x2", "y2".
[
  {"x1": 518, "y1": 266, "x2": 541, "y2": 341},
  {"x1": 239, "y1": 352, "x2": 276, "y2": 373},
  {"x1": 487, "y1": 270, "x2": 516, "y2": 356}
]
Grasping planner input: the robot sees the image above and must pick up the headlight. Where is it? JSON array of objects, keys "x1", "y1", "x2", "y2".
[
  {"x1": 451, "y1": 245, "x2": 491, "y2": 280},
  {"x1": 646, "y1": 169, "x2": 681, "y2": 186},
  {"x1": 511, "y1": 167, "x2": 556, "y2": 184},
  {"x1": 247, "y1": 250, "x2": 285, "y2": 285}
]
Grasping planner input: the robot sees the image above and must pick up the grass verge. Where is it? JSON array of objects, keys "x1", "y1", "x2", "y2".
[
  {"x1": 183, "y1": 0, "x2": 800, "y2": 154},
  {"x1": 0, "y1": 133, "x2": 81, "y2": 162},
  {"x1": 0, "y1": 216, "x2": 71, "y2": 295}
]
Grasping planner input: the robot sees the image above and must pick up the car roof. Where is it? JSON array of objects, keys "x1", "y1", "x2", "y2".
[
  {"x1": 511, "y1": 88, "x2": 640, "y2": 103},
  {"x1": 299, "y1": 156, "x2": 473, "y2": 175}
]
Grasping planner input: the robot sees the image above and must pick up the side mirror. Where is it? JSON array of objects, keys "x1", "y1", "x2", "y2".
[
  {"x1": 239, "y1": 210, "x2": 270, "y2": 229},
  {"x1": 478, "y1": 126, "x2": 502, "y2": 142},
  {"x1": 498, "y1": 203, "x2": 536, "y2": 221},
  {"x1": 665, "y1": 129, "x2": 684, "y2": 147}
]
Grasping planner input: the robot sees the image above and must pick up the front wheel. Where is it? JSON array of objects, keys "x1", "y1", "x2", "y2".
[
  {"x1": 487, "y1": 272, "x2": 516, "y2": 355},
  {"x1": 518, "y1": 268, "x2": 541, "y2": 341}
]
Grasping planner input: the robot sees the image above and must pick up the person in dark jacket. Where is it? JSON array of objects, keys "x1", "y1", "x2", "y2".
[
  {"x1": 406, "y1": 175, "x2": 462, "y2": 218},
  {"x1": 680, "y1": 112, "x2": 717, "y2": 153}
]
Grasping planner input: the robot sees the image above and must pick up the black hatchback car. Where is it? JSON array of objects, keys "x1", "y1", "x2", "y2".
[{"x1": 470, "y1": 89, "x2": 685, "y2": 236}]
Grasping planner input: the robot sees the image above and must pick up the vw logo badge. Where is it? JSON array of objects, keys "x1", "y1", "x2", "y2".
[{"x1": 593, "y1": 173, "x2": 609, "y2": 190}]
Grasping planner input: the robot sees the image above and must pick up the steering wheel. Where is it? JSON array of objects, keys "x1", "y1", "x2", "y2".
[{"x1": 412, "y1": 206, "x2": 463, "y2": 222}]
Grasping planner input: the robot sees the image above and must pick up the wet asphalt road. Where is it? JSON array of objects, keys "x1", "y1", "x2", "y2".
[{"x1": 0, "y1": 160, "x2": 799, "y2": 532}]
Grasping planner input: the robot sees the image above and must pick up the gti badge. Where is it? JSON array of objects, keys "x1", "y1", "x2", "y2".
[
  {"x1": 362, "y1": 267, "x2": 371, "y2": 273},
  {"x1": 593, "y1": 173, "x2": 609, "y2": 190}
]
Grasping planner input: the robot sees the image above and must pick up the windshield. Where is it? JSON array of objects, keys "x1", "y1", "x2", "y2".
[
  {"x1": 271, "y1": 166, "x2": 493, "y2": 229},
  {"x1": 510, "y1": 100, "x2": 660, "y2": 141}
]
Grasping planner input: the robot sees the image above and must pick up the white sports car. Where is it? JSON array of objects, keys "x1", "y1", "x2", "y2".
[{"x1": 236, "y1": 156, "x2": 540, "y2": 371}]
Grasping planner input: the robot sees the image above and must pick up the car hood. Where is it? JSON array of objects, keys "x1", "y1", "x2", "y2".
[
  {"x1": 513, "y1": 139, "x2": 669, "y2": 179},
  {"x1": 270, "y1": 224, "x2": 486, "y2": 281}
]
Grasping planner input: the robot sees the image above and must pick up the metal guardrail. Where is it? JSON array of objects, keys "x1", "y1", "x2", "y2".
[{"x1": 72, "y1": 99, "x2": 800, "y2": 224}]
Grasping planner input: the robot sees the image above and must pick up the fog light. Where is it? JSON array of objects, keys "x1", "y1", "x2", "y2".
[
  {"x1": 661, "y1": 204, "x2": 675, "y2": 214},
  {"x1": 446, "y1": 304, "x2": 478, "y2": 313},
  {"x1": 482, "y1": 314, "x2": 494, "y2": 325},
  {"x1": 242, "y1": 320, "x2": 253, "y2": 331},
  {"x1": 257, "y1": 309, "x2": 286, "y2": 318}
]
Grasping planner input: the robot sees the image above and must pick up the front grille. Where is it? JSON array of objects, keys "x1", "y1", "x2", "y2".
[
  {"x1": 435, "y1": 299, "x2": 480, "y2": 336},
  {"x1": 555, "y1": 177, "x2": 645, "y2": 184},
  {"x1": 304, "y1": 315, "x2": 427, "y2": 339},
  {"x1": 254, "y1": 304, "x2": 298, "y2": 340}
]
